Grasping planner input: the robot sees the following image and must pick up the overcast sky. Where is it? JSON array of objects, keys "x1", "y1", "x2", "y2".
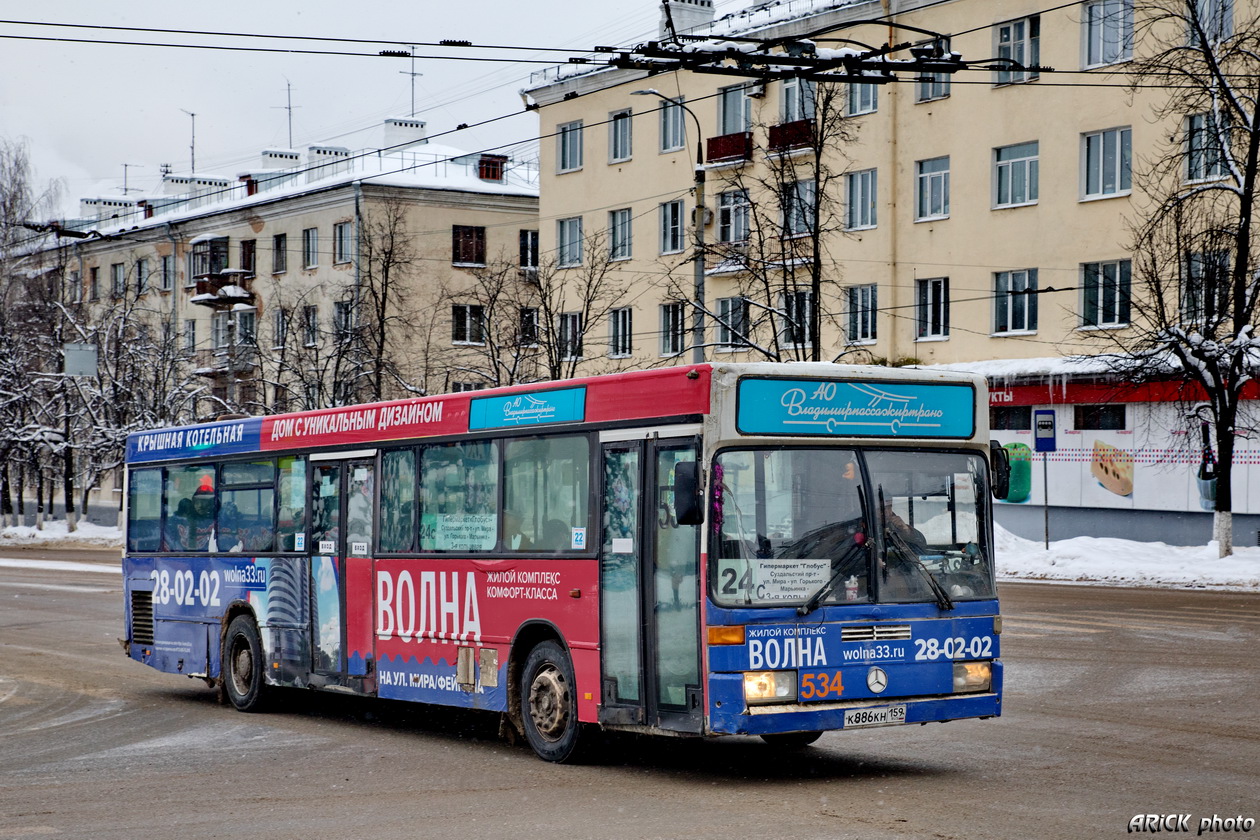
[{"x1": 0, "y1": 0, "x2": 705, "y2": 217}]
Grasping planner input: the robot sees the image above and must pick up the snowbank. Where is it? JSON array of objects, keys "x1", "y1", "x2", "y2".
[{"x1": 0, "y1": 520, "x2": 123, "y2": 550}]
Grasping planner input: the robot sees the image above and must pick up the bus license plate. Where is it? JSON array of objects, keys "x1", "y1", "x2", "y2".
[{"x1": 844, "y1": 705, "x2": 907, "y2": 728}]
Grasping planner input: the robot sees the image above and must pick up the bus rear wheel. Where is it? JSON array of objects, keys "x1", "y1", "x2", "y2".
[
  {"x1": 520, "y1": 640, "x2": 584, "y2": 763},
  {"x1": 761, "y1": 731, "x2": 823, "y2": 748},
  {"x1": 222, "y1": 614, "x2": 267, "y2": 712}
]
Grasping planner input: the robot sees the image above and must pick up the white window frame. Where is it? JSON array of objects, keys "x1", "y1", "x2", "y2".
[
  {"x1": 211, "y1": 310, "x2": 231, "y2": 352},
  {"x1": 1081, "y1": 259, "x2": 1132, "y2": 328},
  {"x1": 609, "y1": 208, "x2": 633, "y2": 260},
  {"x1": 660, "y1": 97, "x2": 686, "y2": 153},
  {"x1": 993, "y1": 269, "x2": 1039, "y2": 334},
  {"x1": 135, "y1": 257, "x2": 149, "y2": 295},
  {"x1": 718, "y1": 84, "x2": 752, "y2": 136},
  {"x1": 333, "y1": 221, "x2": 352, "y2": 264},
  {"x1": 303, "y1": 305, "x2": 319, "y2": 347},
  {"x1": 609, "y1": 109, "x2": 633, "y2": 163},
  {"x1": 559, "y1": 312, "x2": 583, "y2": 361},
  {"x1": 846, "y1": 168, "x2": 878, "y2": 230},
  {"x1": 717, "y1": 190, "x2": 749, "y2": 243},
  {"x1": 557, "y1": 217, "x2": 583, "y2": 267},
  {"x1": 1189, "y1": 0, "x2": 1234, "y2": 45},
  {"x1": 111, "y1": 263, "x2": 126, "y2": 298},
  {"x1": 782, "y1": 77, "x2": 816, "y2": 123},
  {"x1": 996, "y1": 16, "x2": 1040, "y2": 84},
  {"x1": 781, "y1": 289, "x2": 814, "y2": 348},
  {"x1": 1084, "y1": 0, "x2": 1133, "y2": 68},
  {"x1": 332, "y1": 300, "x2": 354, "y2": 343},
  {"x1": 1187, "y1": 113, "x2": 1228, "y2": 181},
  {"x1": 183, "y1": 319, "x2": 196, "y2": 354},
  {"x1": 160, "y1": 255, "x2": 174, "y2": 291},
  {"x1": 846, "y1": 83, "x2": 878, "y2": 116},
  {"x1": 302, "y1": 227, "x2": 318, "y2": 269},
  {"x1": 661, "y1": 302, "x2": 686, "y2": 356},
  {"x1": 1082, "y1": 127, "x2": 1132, "y2": 199},
  {"x1": 660, "y1": 200, "x2": 685, "y2": 254},
  {"x1": 716, "y1": 296, "x2": 749, "y2": 350},
  {"x1": 847, "y1": 284, "x2": 878, "y2": 343},
  {"x1": 916, "y1": 72, "x2": 951, "y2": 102},
  {"x1": 994, "y1": 142, "x2": 1039, "y2": 208},
  {"x1": 69, "y1": 269, "x2": 82, "y2": 303},
  {"x1": 558, "y1": 121, "x2": 584, "y2": 173},
  {"x1": 1181, "y1": 250, "x2": 1230, "y2": 325},
  {"x1": 916, "y1": 277, "x2": 950, "y2": 340},
  {"x1": 609, "y1": 307, "x2": 633, "y2": 357},
  {"x1": 784, "y1": 179, "x2": 816, "y2": 237},
  {"x1": 272, "y1": 307, "x2": 288, "y2": 349},
  {"x1": 916, "y1": 157, "x2": 950, "y2": 220},
  {"x1": 237, "y1": 307, "x2": 257, "y2": 345},
  {"x1": 272, "y1": 233, "x2": 287, "y2": 274},
  {"x1": 451, "y1": 303, "x2": 485, "y2": 345}
]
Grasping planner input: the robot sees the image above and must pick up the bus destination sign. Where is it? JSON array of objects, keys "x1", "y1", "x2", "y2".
[{"x1": 737, "y1": 378, "x2": 975, "y2": 438}]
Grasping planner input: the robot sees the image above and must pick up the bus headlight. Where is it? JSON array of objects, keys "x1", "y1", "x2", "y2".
[
  {"x1": 743, "y1": 671, "x2": 796, "y2": 705},
  {"x1": 953, "y1": 661, "x2": 992, "y2": 693}
]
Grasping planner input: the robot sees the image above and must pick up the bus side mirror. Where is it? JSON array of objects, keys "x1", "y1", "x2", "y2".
[
  {"x1": 673, "y1": 461, "x2": 704, "y2": 526},
  {"x1": 989, "y1": 440, "x2": 1010, "y2": 500}
]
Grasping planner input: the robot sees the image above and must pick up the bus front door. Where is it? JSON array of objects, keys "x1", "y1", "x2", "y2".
[
  {"x1": 307, "y1": 454, "x2": 376, "y2": 689},
  {"x1": 599, "y1": 438, "x2": 703, "y2": 733}
]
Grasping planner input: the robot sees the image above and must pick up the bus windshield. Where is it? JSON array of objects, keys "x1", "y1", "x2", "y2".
[{"x1": 711, "y1": 448, "x2": 995, "y2": 608}]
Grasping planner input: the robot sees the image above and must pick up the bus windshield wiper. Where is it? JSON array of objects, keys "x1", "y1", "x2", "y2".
[
  {"x1": 797, "y1": 535, "x2": 867, "y2": 616},
  {"x1": 885, "y1": 527, "x2": 955, "y2": 611}
]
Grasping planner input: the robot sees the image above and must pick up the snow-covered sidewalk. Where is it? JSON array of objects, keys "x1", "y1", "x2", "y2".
[{"x1": 2, "y1": 521, "x2": 1257, "y2": 592}]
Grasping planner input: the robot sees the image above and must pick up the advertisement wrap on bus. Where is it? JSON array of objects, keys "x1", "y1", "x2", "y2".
[{"x1": 121, "y1": 363, "x2": 1005, "y2": 761}]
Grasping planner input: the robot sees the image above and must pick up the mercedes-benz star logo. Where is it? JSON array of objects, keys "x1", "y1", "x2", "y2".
[{"x1": 867, "y1": 666, "x2": 888, "y2": 694}]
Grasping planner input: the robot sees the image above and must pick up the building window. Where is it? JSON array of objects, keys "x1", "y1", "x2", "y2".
[
  {"x1": 272, "y1": 307, "x2": 289, "y2": 349},
  {"x1": 333, "y1": 223, "x2": 352, "y2": 264},
  {"x1": 916, "y1": 157, "x2": 950, "y2": 220},
  {"x1": 1182, "y1": 250, "x2": 1230, "y2": 325},
  {"x1": 782, "y1": 77, "x2": 815, "y2": 122},
  {"x1": 240, "y1": 239, "x2": 256, "y2": 276},
  {"x1": 183, "y1": 319, "x2": 196, "y2": 354},
  {"x1": 846, "y1": 168, "x2": 877, "y2": 230},
  {"x1": 302, "y1": 228, "x2": 318, "y2": 268},
  {"x1": 994, "y1": 142, "x2": 1039, "y2": 208},
  {"x1": 451, "y1": 382, "x2": 485, "y2": 393},
  {"x1": 1187, "y1": 112, "x2": 1228, "y2": 181},
  {"x1": 519, "y1": 229, "x2": 539, "y2": 270},
  {"x1": 991, "y1": 406, "x2": 1032, "y2": 430},
  {"x1": 191, "y1": 237, "x2": 229, "y2": 278},
  {"x1": 478, "y1": 154, "x2": 506, "y2": 181},
  {"x1": 718, "y1": 190, "x2": 749, "y2": 243},
  {"x1": 847, "y1": 284, "x2": 878, "y2": 343},
  {"x1": 558, "y1": 121, "x2": 584, "y2": 172},
  {"x1": 661, "y1": 302, "x2": 687, "y2": 356},
  {"x1": 847, "y1": 83, "x2": 878, "y2": 116},
  {"x1": 452, "y1": 225, "x2": 487, "y2": 266},
  {"x1": 1084, "y1": 127, "x2": 1132, "y2": 198},
  {"x1": 784, "y1": 179, "x2": 816, "y2": 236},
  {"x1": 609, "y1": 208, "x2": 633, "y2": 260},
  {"x1": 452, "y1": 304, "x2": 485, "y2": 344},
  {"x1": 1082, "y1": 259, "x2": 1132, "y2": 327},
  {"x1": 88, "y1": 267, "x2": 99, "y2": 301},
  {"x1": 212, "y1": 311, "x2": 230, "y2": 351},
  {"x1": 135, "y1": 258, "x2": 149, "y2": 295},
  {"x1": 519, "y1": 307, "x2": 539, "y2": 346},
  {"x1": 557, "y1": 217, "x2": 583, "y2": 267},
  {"x1": 916, "y1": 72, "x2": 951, "y2": 102},
  {"x1": 609, "y1": 109, "x2": 632, "y2": 162},
  {"x1": 610, "y1": 307, "x2": 633, "y2": 357},
  {"x1": 994, "y1": 269, "x2": 1039, "y2": 333},
  {"x1": 1074, "y1": 404, "x2": 1126, "y2": 430},
  {"x1": 716, "y1": 297, "x2": 749, "y2": 349},
  {"x1": 332, "y1": 300, "x2": 354, "y2": 343},
  {"x1": 996, "y1": 16, "x2": 1040, "y2": 84},
  {"x1": 303, "y1": 305, "x2": 319, "y2": 346},
  {"x1": 237, "y1": 308, "x2": 257, "y2": 345},
  {"x1": 111, "y1": 263, "x2": 125, "y2": 298},
  {"x1": 660, "y1": 200, "x2": 685, "y2": 254},
  {"x1": 1189, "y1": 0, "x2": 1233, "y2": 45},
  {"x1": 718, "y1": 84, "x2": 752, "y2": 135},
  {"x1": 559, "y1": 312, "x2": 583, "y2": 360},
  {"x1": 273, "y1": 233, "x2": 287, "y2": 273},
  {"x1": 782, "y1": 289, "x2": 814, "y2": 347},
  {"x1": 1084, "y1": 0, "x2": 1133, "y2": 67},
  {"x1": 660, "y1": 97, "x2": 686, "y2": 153},
  {"x1": 69, "y1": 269, "x2": 82, "y2": 303},
  {"x1": 916, "y1": 277, "x2": 950, "y2": 339}
]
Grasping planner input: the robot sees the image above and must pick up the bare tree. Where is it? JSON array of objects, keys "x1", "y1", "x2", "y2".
[{"x1": 1090, "y1": 0, "x2": 1260, "y2": 555}]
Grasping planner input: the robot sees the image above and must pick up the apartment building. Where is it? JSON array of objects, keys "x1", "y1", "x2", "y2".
[{"x1": 525, "y1": 0, "x2": 1260, "y2": 543}]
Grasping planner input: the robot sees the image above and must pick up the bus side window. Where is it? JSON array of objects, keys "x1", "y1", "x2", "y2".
[
  {"x1": 164, "y1": 465, "x2": 217, "y2": 552},
  {"x1": 127, "y1": 468, "x2": 163, "y2": 552},
  {"x1": 503, "y1": 436, "x2": 590, "y2": 552},
  {"x1": 276, "y1": 456, "x2": 306, "y2": 552},
  {"x1": 219, "y1": 460, "x2": 276, "y2": 553},
  {"x1": 380, "y1": 449, "x2": 417, "y2": 552},
  {"x1": 419, "y1": 441, "x2": 499, "y2": 551}
]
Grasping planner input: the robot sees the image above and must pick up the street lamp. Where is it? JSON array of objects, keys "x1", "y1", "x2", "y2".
[{"x1": 632, "y1": 89, "x2": 706, "y2": 364}]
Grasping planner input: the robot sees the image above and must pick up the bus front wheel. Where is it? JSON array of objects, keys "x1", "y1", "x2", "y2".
[
  {"x1": 520, "y1": 640, "x2": 583, "y2": 763},
  {"x1": 222, "y1": 614, "x2": 267, "y2": 712}
]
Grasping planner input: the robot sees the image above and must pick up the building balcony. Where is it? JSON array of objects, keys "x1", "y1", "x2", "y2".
[
  {"x1": 190, "y1": 272, "x2": 255, "y2": 307},
  {"x1": 706, "y1": 131, "x2": 753, "y2": 163},
  {"x1": 768, "y1": 119, "x2": 814, "y2": 153},
  {"x1": 187, "y1": 348, "x2": 258, "y2": 376}
]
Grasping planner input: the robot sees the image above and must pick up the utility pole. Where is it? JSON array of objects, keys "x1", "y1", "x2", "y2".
[{"x1": 180, "y1": 109, "x2": 197, "y2": 174}]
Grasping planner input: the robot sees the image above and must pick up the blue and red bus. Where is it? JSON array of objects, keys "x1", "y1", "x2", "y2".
[{"x1": 122, "y1": 362, "x2": 1006, "y2": 761}]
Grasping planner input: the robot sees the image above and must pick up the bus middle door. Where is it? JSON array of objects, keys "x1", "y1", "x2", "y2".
[{"x1": 307, "y1": 451, "x2": 376, "y2": 690}]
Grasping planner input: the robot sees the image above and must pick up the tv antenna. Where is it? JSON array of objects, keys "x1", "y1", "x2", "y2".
[
  {"x1": 399, "y1": 47, "x2": 423, "y2": 117},
  {"x1": 272, "y1": 78, "x2": 301, "y2": 148},
  {"x1": 120, "y1": 163, "x2": 141, "y2": 194},
  {"x1": 180, "y1": 109, "x2": 197, "y2": 174}
]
